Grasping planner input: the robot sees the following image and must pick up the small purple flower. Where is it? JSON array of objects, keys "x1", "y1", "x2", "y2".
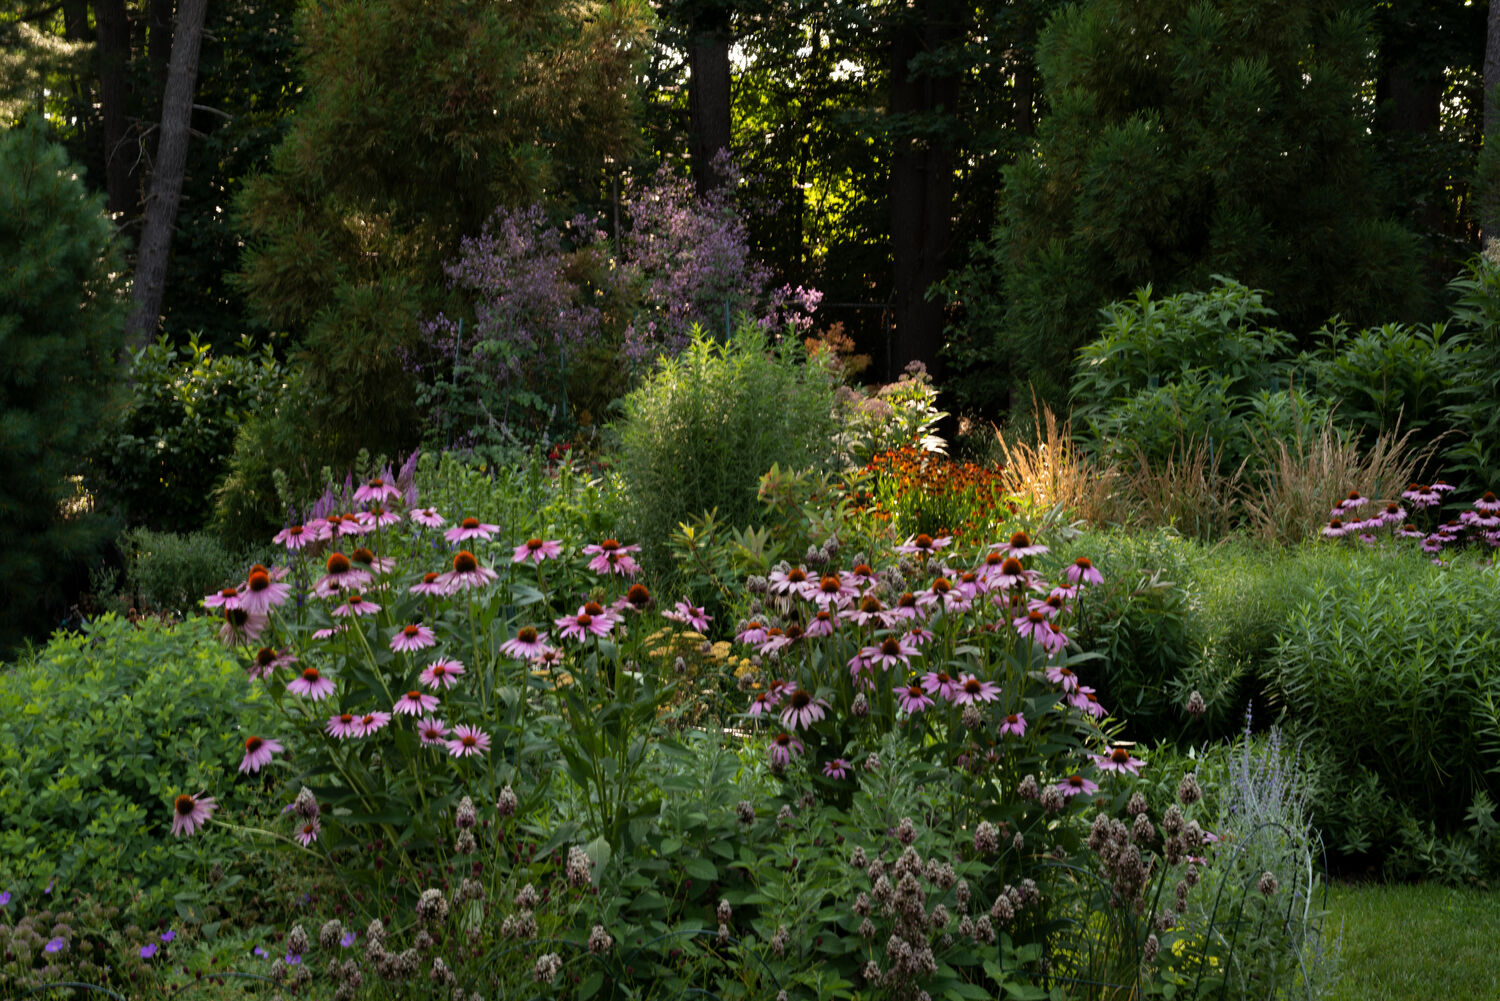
[
  {"x1": 253, "y1": 946, "x2": 268, "y2": 958},
  {"x1": 0, "y1": 890, "x2": 10, "y2": 907},
  {"x1": 160, "y1": 930, "x2": 176, "y2": 943},
  {"x1": 284, "y1": 952, "x2": 303, "y2": 965},
  {"x1": 822, "y1": 758, "x2": 850, "y2": 779},
  {"x1": 45, "y1": 937, "x2": 66, "y2": 954},
  {"x1": 140, "y1": 943, "x2": 159, "y2": 960},
  {"x1": 340, "y1": 931, "x2": 357, "y2": 948}
]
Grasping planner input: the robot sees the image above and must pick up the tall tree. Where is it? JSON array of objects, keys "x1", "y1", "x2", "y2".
[
  {"x1": 126, "y1": 0, "x2": 207, "y2": 346},
  {"x1": 1483, "y1": 0, "x2": 1500, "y2": 244}
]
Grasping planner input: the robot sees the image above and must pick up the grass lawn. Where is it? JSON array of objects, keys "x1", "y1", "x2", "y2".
[{"x1": 1326, "y1": 881, "x2": 1500, "y2": 1001}]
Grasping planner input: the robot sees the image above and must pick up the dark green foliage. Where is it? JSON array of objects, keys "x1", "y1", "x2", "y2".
[
  {"x1": 86, "y1": 334, "x2": 286, "y2": 533},
  {"x1": 233, "y1": 0, "x2": 652, "y2": 471},
  {"x1": 1269, "y1": 553, "x2": 1500, "y2": 877},
  {"x1": 0, "y1": 120, "x2": 125, "y2": 651},
  {"x1": 0, "y1": 615, "x2": 272, "y2": 915},
  {"x1": 1440, "y1": 251, "x2": 1500, "y2": 491},
  {"x1": 969, "y1": 0, "x2": 1424, "y2": 411},
  {"x1": 112, "y1": 527, "x2": 267, "y2": 618},
  {"x1": 614, "y1": 324, "x2": 841, "y2": 572}
]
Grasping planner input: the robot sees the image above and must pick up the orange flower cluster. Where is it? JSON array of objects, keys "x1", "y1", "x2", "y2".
[{"x1": 844, "y1": 446, "x2": 1014, "y2": 549}]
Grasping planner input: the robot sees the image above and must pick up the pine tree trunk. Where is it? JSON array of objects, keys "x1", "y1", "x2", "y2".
[
  {"x1": 689, "y1": 4, "x2": 732, "y2": 194},
  {"x1": 1484, "y1": 0, "x2": 1500, "y2": 244},
  {"x1": 126, "y1": 0, "x2": 208, "y2": 347},
  {"x1": 93, "y1": 0, "x2": 133, "y2": 219}
]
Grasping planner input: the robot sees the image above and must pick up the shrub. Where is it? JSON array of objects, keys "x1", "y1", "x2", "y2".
[
  {"x1": 0, "y1": 615, "x2": 272, "y2": 916},
  {"x1": 113, "y1": 527, "x2": 268, "y2": 618},
  {"x1": 87, "y1": 334, "x2": 285, "y2": 534},
  {"x1": 0, "y1": 119, "x2": 126, "y2": 651},
  {"x1": 1269, "y1": 552, "x2": 1500, "y2": 873},
  {"x1": 1443, "y1": 249, "x2": 1500, "y2": 491},
  {"x1": 613, "y1": 324, "x2": 841, "y2": 572}
]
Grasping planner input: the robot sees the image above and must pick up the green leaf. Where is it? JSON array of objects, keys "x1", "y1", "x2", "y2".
[{"x1": 682, "y1": 856, "x2": 717, "y2": 882}]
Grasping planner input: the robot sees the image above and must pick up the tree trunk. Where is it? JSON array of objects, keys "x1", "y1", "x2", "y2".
[
  {"x1": 889, "y1": 0, "x2": 962, "y2": 382},
  {"x1": 1484, "y1": 0, "x2": 1500, "y2": 244},
  {"x1": 688, "y1": 4, "x2": 732, "y2": 194},
  {"x1": 93, "y1": 0, "x2": 133, "y2": 219},
  {"x1": 126, "y1": 0, "x2": 208, "y2": 346}
]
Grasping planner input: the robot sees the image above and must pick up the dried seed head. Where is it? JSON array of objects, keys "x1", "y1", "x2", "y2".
[
  {"x1": 319, "y1": 920, "x2": 344, "y2": 951},
  {"x1": 496, "y1": 786, "x2": 518, "y2": 817},
  {"x1": 532, "y1": 953, "x2": 562, "y2": 983},
  {"x1": 416, "y1": 889, "x2": 448, "y2": 924},
  {"x1": 851, "y1": 693, "x2": 870, "y2": 718},
  {"x1": 770, "y1": 924, "x2": 789, "y2": 958},
  {"x1": 515, "y1": 884, "x2": 539, "y2": 910},
  {"x1": 1258, "y1": 872, "x2": 1279, "y2": 896},
  {"x1": 896, "y1": 817, "x2": 917, "y2": 845},
  {"x1": 287, "y1": 925, "x2": 309, "y2": 957},
  {"x1": 587, "y1": 925, "x2": 613, "y2": 955},
  {"x1": 1144, "y1": 933, "x2": 1159, "y2": 963},
  {"x1": 973, "y1": 821, "x2": 1000, "y2": 855},
  {"x1": 566, "y1": 846, "x2": 593, "y2": 888},
  {"x1": 1127, "y1": 791, "x2": 1149, "y2": 817},
  {"x1": 1185, "y1": 690, "x2": 1207, "y2": 717},
  {"x1": 1018, "y1": 774, "x2": 1040, "y2": 800},
  {"x1": 961, "y1": 704, "x2": 983, "y2": 730},
  {"x1": 1178, "y1": 772, "x2": 1202, "y2": 806},
  {"x1": 717, "y1": 898, "x2": 733, "y2": 924},
  {"x1": 293, "y1": 787, "x2": 320, "y2": 820},
  {"x1": 736, "y1": 800, "x2": 755, "y2": 826},
  {"x1": 453, "y1": 830, "x2": 476, "y2": 856},
  {"x1": 430, "y1": 957, "x2": 455, "y2": 986},
  {"x1": 455, "y1": 796, "x2": 477, "y2": 830},
  {"x1": 850, "y1": 845, "x2": 868, "y2": 870}
]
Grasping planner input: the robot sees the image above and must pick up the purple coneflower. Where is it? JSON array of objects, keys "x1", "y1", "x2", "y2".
[
  {"x1": 238, "y1": 736, "x2": 284, "y2": 774},
  {"x1": 416, "y1": 717, "x2": 449, "y2": 744},
  {"x1": 444, "y1": 517, "x2": 499, "y2": 544},
  {"x1": 1069, "y1": 685, "x2": 1108, "y2": 718},
  {"x1": 994, "y1": 530, "x2": 1048, "y2": 559},
  {"x1": 446, "y1": 724, "x2": 491, "y2": 758},
  {"x1": 420, "y1": 658, "x2": 466, "y2": 689},
  {"x1": 1091, "y1": 746, "x2": 1144, "y2": 775},
  {"x1": 1056, "y1": 774, "x2": 1098, "y2": 797},
  {"x1": 1065, "y1": 556, "x2": 1104, "y2": 586},
  {"x1": 1476, "y1": 491, "x2": 1500, "y2": 513},
  {"x1": 512, "y1": 537, "x2": 563, "y2": 564},
  {"x1": 1014, "y1": 609, "x2": 1052, "y2": 642},
  {"x1": 805, "y1": 608, "x2": 838, "y2": 637},
  {"x1": 767, "y1": 565, "x2": 814, "y2": 598},
  {"x1": 556, "y1": 603, "x2": 618, "y2": 641},
  {"x1": 663, "y1": 599, "x2": 712, "y2": 632},
  {"x1": 1041, "y1": 622, "x2": 1070, "y2": 656},
  {"x1": 313, "y1": 552, "x2": 372, "y2": 597},
  {"x1": 294, "y1": 817, "x2": 320, "y2": 846},
  {"x1": 357, "y1": 506, "x2": 402, "y2": 530},
  {"x1": 757, "y1": 627, "x2": 795, "y2": 655},
  {"x1": 501, "y1": 626, "x2": 552, "y2": 660},
  {"x1": 810, "y1": 573, "x2": 857, "y2": 608},
  {"x1": 391, "y1": 623, "x2": 437, "y2": 653},
  {"x1": 864, "y1": 635, "x2": 918, "y2": 671},
  {"x1": 846, "y1": 595, "x2": 887, "y2": 628},
  {"x1": 747, "y1": 691, "x2": 777, "y2": 716},
  {"x1": 767, "y1": 732, "x2": 804, "y2": 768},
  {"x1": 1432, "y1": 479, "x2": 1457, "y2": 493},
  {"x1": 999, "y1": 712, "x2": 1027, "y2": 737},
  {"x1": 353, "y1": 475, "x2": 401, "y2": 505},
  {"x1": 204, "y1": 586, "x2": 242, "y2": 611},
  {"x1": 952, "y1": 674, "x2": 1000, "y2": 705},
  {"x1": 919, "y1": 670, "x2": 961, "y2": 701},
  {"x1": 288, "y1": 667, "x2": 336, "y2": 701},
  {"x1": 890, "y1": 591, "x2": 924, "y2": 621},
  {"x1": 219, "y1": 607, "x2": 268, "y2": 646},
  {"x1": 394, "y1": 690, "x2": 439, "y2": 716},
  {"x1": 350, "y1": 547, "x2": 396, "y2": 575},
  {"x1": 1045, "y1": 665, "x2": 1079, "y2": 691},
  {"x1": 436, "y1": 551, "x2": 499, "y2": 593},
  {"x1": 354, "y1": 712, "x2": 392, "y2": 737},
  {"x1": 582, "y1": 539, "x2": 641, "y2": 577},
  {"x1": 894, "y1": 533, "x2": 952, "y2": 556},
  {"x1": 895, "y1": 683, "x2": 935, "y2": 714},
  {"x1": 823, "y1": 758, "x2": 850, "y2": 779},
  {"x1": 736, "y1": 620, "x2": 768, "y2": 645},
  {"x1": 1338, "y1": 491, "x2": 1369, "y2": 511},
  {"x1": 273, "y1": 524, "x2": 312, "y2": 550},
  {"x1": 410, "y1": 571, "x2": 448, "y2": 597},
  {"x1": 985, "y1": 554, "x2": 1034, "y2": 591},
  {"x1": 238, "y1": 567, "x2": 291, "y2": 615},
  {"x1": 779, "y1": 688, "x2": 830, "y2": 730},
  {"x1": 332, "y1": 593, "x2": 380, "y2": 618},
  {"x1": 248, "y1": 646, "x2": 295, "y2": 681},
  {"x1": 170, "y1": 792, "x2": 217, "y2": 837},
  {"x1": 326, "y1": 713, "x2": 361, "y2": 739},
  {"x1": 312, "y1": 624, "x2": 346, "y2": 640},
  {"x1": 410, "y1": 507, "x2": 446, "y2": 528}
]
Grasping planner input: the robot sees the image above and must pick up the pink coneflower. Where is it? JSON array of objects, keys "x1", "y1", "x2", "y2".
[
  {"x1": 1045, "y1": 665, "x2": 1079, "y2": 692},
  {"x1": 436, "y1": 551, "x2": 498, "y2": 593},
  {"x1": 582, "y1": 539, "x2": 642, "y2": 577},
  {"x1": 999, "y1": 713, "x2": 1027, "y2": 737},
  {"x1": 747, "y1": 691, "x2": 778, "y2": 716},
  {"x1": 219, "y1": 607, "x2": 268, "y2": 646},
  {"x1": 248, "y1": 646, "x2": 295, "y2": 681},
  {"x1": 1014, "y1": 609, "x2": 1052, "y2": 643},
  {"x1": 894, "y1": 533, "x2": 952, "y2": 556},
  {"x1": 805, "y1": 608, "x2": 838, "y2": 637},
  {"x1": 615, "y1": 583, "x2": 655, "y2": 614},
  {"x1": 846, "y1": 649, "x2": 875, "y2": 680},
  {"x1": 843, "y1": 562, "x2": 879, "y2": 591},
  {"x1": 994, "y1": 530, "x2": 1049, "y2": 559},
  {"x1": 985, "y1": 554, "x2": 1034, "y2": 591},
  {"x1": 410, "y1": 571, "x2": 448, "y2": 597},
  {"x1": 758, "y1": 626, "x2": 797, "y2": 655},
  {"x1": 1056, "y1": 774, "x2": 1098, "y2": 797},
  {"x1": 170, "y1": 792, "x2": 216, "y2": 837},
  {"x1": 1402, "y1": 484, "x2": 1440, "y2": 508},
  {"x1": 238, "y1": 736, "x2": 284, "y2": 774},
  {"x1": 1476, "y1": 491, "x2": 1500, "y2": 513},
  {"x1": 1028, "y1": 593, "x2": 1068, "y2": 619},
  {"x1": 354, "y1": 712, "x2": 391, "y2": 737},
  {"x1": 920, "y1": 671, "x2": 961, "y2": 701},
  {"x1": 273, "y1": 524, "x2": 312, "y2": 550},
  {"x1": 1091, "y1": 746, "x2": 1145, "y2": 775},
  {"x1": 393, "y1": 690, "x2": 439, "y2": 716},
  {"x1": 238, "y1": 568, "x2": 291, "y2": 616},
  {"x1": 501, "y1": 626, "x2": 552, "y2": 660},
  {"x1": 203, "y1": 586, "x2": 242, "y2": 611},
  {"x1": 312, "y1": 624, "x2": 347, "y2": 640},
  {"x1": 294, "y1": 817, "x2": 321, "y2": 847},
  {"x1": 446, "y1": 724, "x2": 491, "y2": 758},
  {"x1": 847, "y1": 595, "x2": 887, "y2": 628},
  {"x1": 1378, "y1": 502, "x2": 1407, "y2": 526},
  {"x1": 357, "y1": 506, "x2": 402, "y2": 530},
  {"x1": 904, "y1": 626, "x2": 934, "y2": 647},
  {"x1": 1069, "y1": 686, "x2": 1108, "y2": 718},
  {"x1": 767, "y1": 565, "x2": 814, "y2": 598},
  {"x1": 390, "y1": 623, "x2": 437, "y2": 653},
  {"x1": 663, "y1": 599, "x2": 712, "y2": 632},
  {"x1": 410, "y1": 507, "x2": 446, "y2": 528},
  {"x1": 1065, "y1": 557, "x2": 1104, "y2": 586},
  {"x1": 810, "y1": 573, "x2": 857, "y2": 607},
  {"x1": 1338, "y1": 491, "x2": 1369, "y2": 511},
  {"x1": 823, "y1": 758, "x2": 850, "y2": 779},
  {"x1": 895, "y1": 683, "x2": 936, "y2": 714},
  {"x1": 953, "y1": 674, "x2": 1000, "y2": 705},
  {"x1": 779, "y1": 688, "x2": 830, "y2": 730},
  {"x1": 416, "y1": 717, "x2": 449, "y2": 744},
  {"x1": 354, "y1": 475, "x2": 401, "y2": 505},
  {"x1": 325, "y1": 713, "x2": 361, "y2": 739},
  {"x1": 1321, "y1": 517, "x2": 1350, "y2": 538},
  {"x1": 736, "y1": 620, "x2": 769, "y2": 645},
  {"x1": 1396, "y1": 522, "x2": 1425, "y2": 539},
  {"x1": 862, "y1": 635, "x2": 917, "y2": 671},
  {"x1": 889, "y1": 591, "x2": 924, "y2": 621},
  {"x1": 350, "y1": 546, "x2": 396, "y2": 575},
  {"x1": 1041, "y1": 622, "x2": 1070, "y2": 656},
  {"x1": 444, "y1": 517, "x2": 499, "y2": 544},
  {"x1": 925, "y1": 577, "x2": 972, "y2": 614},
  {"x1": 956, "y1": 570, "x2": 988, "y2": 599},
  {"x1": 332, "y1": 593, "x2": 381, "y2": 618},
  {"x1": 512, "y1": 537, "x2": 563, "y2": 564},
  {"x1": 555, "y1": 602, "x2": 618, "y2": 641},
  {"x1": 767, "y1": 732, "x2": 804, "y2": 768},
  {"x1": 916, "y1": 577, "x2": 954, "y2": 609},
  {"x1": 1432, "y1": 480, "x2": 1456, "y2": 493},
  {"x1": 313, "y1": 552, "x2": 372, "y2": 597},
  {"x1": 288, "y1": 667, "x2": 336, "y2": 701},
  {"x1": 419, "y1": 659, "x2": 466, "y2": 689},
  {"x1": 335, "y1": 512, "x2": 370, "y2": 536}
]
